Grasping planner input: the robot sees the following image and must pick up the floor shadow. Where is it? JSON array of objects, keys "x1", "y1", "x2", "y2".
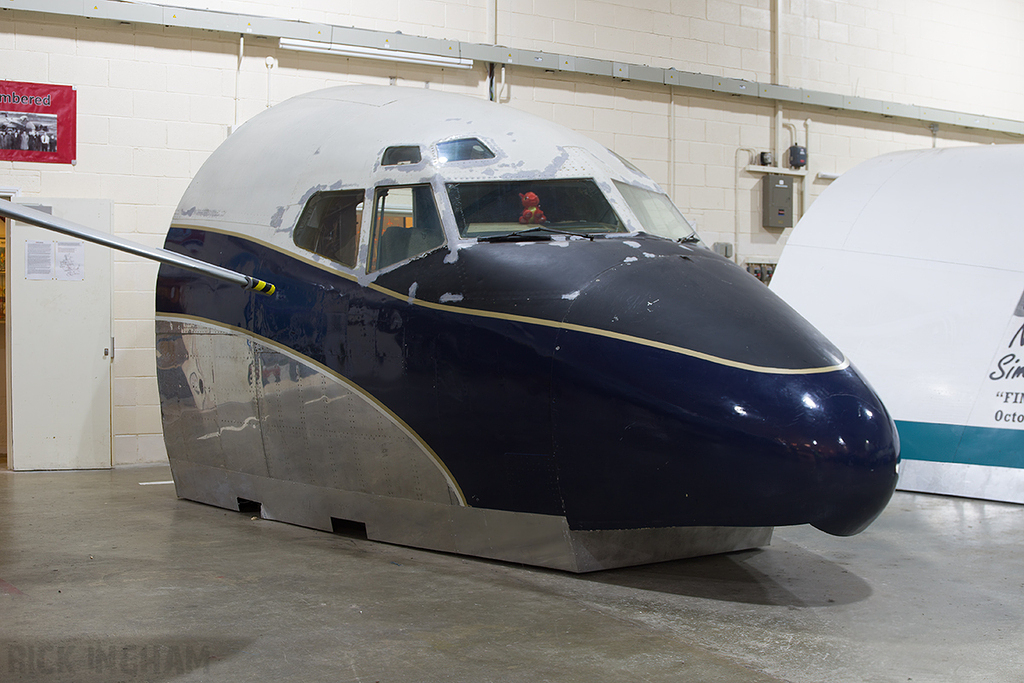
[{"x1": 580, "y1": 540, "x2": 872, "y2": 607}]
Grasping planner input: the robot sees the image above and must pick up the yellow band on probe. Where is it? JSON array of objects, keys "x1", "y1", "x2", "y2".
[{"x1": 246, "y1": 278, "x2": 277, "y2": 296}]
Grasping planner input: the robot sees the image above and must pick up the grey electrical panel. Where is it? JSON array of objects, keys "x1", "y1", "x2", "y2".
[
  {"x1": 712, "y1": 242, "x2": 733, "y2": 258},
  {"x1": 762, "y1": 174, "x2": 793, "y2": 228}
]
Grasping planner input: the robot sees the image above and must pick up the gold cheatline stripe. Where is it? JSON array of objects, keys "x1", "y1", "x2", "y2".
[
  {"x1": 156, "y1": 312, "x2": 467, "y2": 506},
  {"x1": 371, "y1": 283, "x2": 848, "y2": 375},
  {"x1": 167, "y1": 222, "x2": 848, "y2": 375}
]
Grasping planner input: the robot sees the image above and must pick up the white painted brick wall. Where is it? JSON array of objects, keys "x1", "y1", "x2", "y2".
[{"x1": 0, "y1": 1, "x2": 1018, "y2": 463}]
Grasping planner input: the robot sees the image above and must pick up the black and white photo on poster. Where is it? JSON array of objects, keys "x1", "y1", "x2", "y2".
[{"x1": 0, "y1": 111, "x2": 58, "y2": 152}]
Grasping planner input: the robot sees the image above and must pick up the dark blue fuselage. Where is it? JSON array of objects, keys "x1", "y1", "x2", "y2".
[{"x1": 158, "y1": 229, "x2": 899, "y2": 536}]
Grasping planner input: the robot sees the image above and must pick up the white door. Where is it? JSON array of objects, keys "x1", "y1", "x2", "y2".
[{"x1": 8, "y1": 198, "x2": 112, "y2": 470}]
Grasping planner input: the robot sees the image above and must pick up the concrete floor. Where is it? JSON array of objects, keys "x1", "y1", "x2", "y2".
[{"x1": 1, "y1": 465, "x2": 1022, "y2": 682}]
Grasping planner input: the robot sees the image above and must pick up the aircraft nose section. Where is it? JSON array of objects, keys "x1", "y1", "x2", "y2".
[
  {"x1": 551, "y1": 248, "x2": 899, "y2": 534},
  {"x1": 552, "y1": 337, "x2": 901, "y2": 533},
  {"x1": 677, "y1": 363, "x2": 901, "y2": 535},
  {"x1": 777, "y1": 370, "x2": 901, "y2": 536}
]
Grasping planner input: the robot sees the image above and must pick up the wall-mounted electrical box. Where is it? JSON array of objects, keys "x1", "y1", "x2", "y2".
[
  {"x1": 746, "y1": 262, "x2": 776, "y2": 284},
  {"x1": 712, "y1": 242, "x2": 733, "y2": 258},
  {"x1": 788, "y1": 144, "x2": 807, "y2": 168},
  {"x1": 762, "y1": 174, "x2": 793, "y2": 228}
]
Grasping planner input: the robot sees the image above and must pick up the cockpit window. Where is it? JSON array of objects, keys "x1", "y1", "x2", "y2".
[
  {"x1": 436, "y1": 138, "x2": 495, "y2": 162},
  {"x1": 368, "y1": 185, "x2": 446, "y2": 272},
  {"x1": 382, "y1": 145, "x2": 422, "y2": 166},
  {"x1": 446, "y1": 179, "x2": 626, "y2": 239},
  {"x1": 613, "y1": 181, "x2": 699, "y2": 242},
  {"x1": 610, "y1": 150, "x2": 644, "y2": 175},
  {"x1": 293, "y1": 190, "x2": 363, "y2": 267}
]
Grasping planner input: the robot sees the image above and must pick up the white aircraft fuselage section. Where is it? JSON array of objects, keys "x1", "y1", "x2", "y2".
[
  {"x1": 172, "y1": 86, "x2": 660, "y2": 271},
  {"x1": 771, "y1": 144, "x2": 1024, "y2": 504}
]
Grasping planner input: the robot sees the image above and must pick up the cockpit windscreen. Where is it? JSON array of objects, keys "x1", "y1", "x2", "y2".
[
  {"x1": 446, "y1": 179, "x2": 626, "y2": 239},
  {"x1": 436, "y1": 138, "x2": 495, "y2": 162},
  {"x1": 613, "y1": 181, "x2": 699, "y2": 243}
]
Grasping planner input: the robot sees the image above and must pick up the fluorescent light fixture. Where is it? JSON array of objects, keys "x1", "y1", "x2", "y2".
[{"x1": 279, "y1": 38, "x2": 474, "y2": 69}]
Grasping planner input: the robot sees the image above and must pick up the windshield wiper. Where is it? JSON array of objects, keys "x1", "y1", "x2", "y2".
[
  {"x1": 479, "y1": 225, "x2": 596, "y2": 242},
  {"x1": 679, "y1": 233, "x2": 701, "y2": 243}
]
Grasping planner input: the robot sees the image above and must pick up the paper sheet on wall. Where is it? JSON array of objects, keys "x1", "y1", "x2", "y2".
[
  {"x1": 56, "y1": 240, "x2": 85, "y2": 281},
  {"x1": 25, "y1": 240, "x2": 53, "y2": 279}
]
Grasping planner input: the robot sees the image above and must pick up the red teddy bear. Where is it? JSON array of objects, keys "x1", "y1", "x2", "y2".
[{"x1": 518, "y1": 192, "x2": 547, "y2": 224}]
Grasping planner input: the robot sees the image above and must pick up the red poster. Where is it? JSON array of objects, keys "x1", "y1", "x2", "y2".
[{"x1": 0, "y1": 80, "x2": 76, "y2": 164}]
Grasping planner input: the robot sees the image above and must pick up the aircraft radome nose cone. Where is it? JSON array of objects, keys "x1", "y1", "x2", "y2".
[
  {"x1": 804, "y1": 386, "x2": 900, "y2": 536},
  {"x1": 763, "y1": 368, "x2": 900, "y2": 537}
]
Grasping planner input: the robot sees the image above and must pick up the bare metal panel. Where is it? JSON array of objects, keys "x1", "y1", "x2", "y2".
[
  {"x1": 565, "y1": 526, "x2": 774, "y2": 573},
  {"x1": 157, "y1": 321, "x2": 268, "y2": 477},
  {"x1": 254, "y1": 346, "x2": 454, "y2": 503},
  {"x1": 170, "y1": 458, "x2": 770, "y2": 572},
  {"x1": 159, "y1": 317, "x2": 458, "y2": 505}
]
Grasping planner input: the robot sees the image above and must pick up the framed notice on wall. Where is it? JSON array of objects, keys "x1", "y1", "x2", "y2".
[{"x1": 0, "y1": 80, "x2": 76, "y2": 165}]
